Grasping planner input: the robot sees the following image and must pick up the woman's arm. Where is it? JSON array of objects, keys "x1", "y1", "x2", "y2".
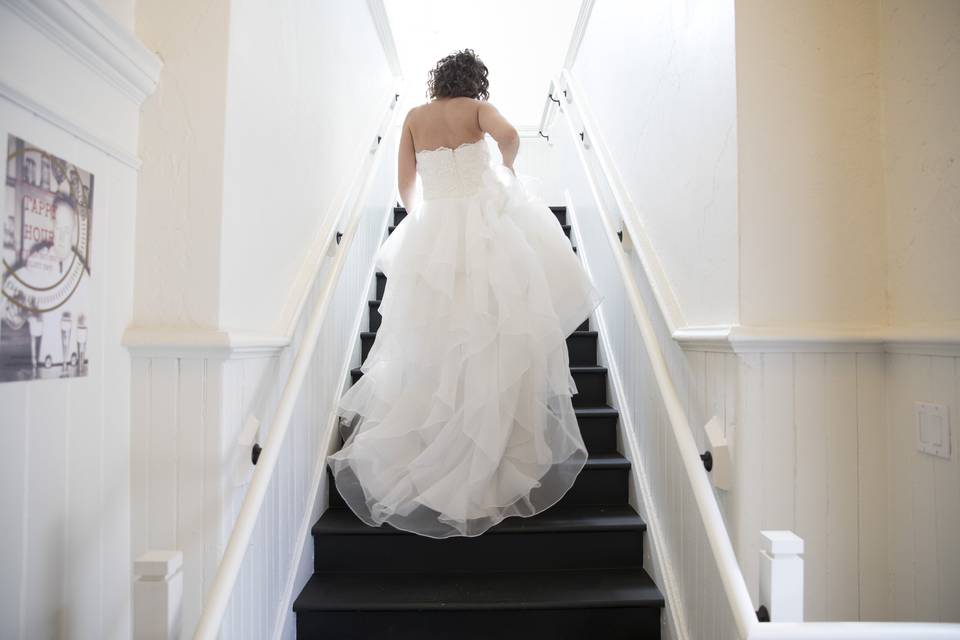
[
  {"x1": 477, "y1": 101, "x2": 519, "y2": 174},
  {"x1": 397, "y1": 109, "x2": 419, "y2": 210}
]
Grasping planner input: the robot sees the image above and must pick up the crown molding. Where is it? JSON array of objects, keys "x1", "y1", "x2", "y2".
[{"x1": 1, "y1": 0, "x2": 162, "y2": 105}]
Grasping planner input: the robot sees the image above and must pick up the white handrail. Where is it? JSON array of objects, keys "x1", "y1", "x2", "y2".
[
  {"x1": 554, "y1": 82, "x2": 759, "y2": 640},
  {"x1": 192, "y1": 99, "x2": 401, "y2": 640}
]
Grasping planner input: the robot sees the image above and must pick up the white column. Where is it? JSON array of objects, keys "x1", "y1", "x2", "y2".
[
  {"x1": 134, "y1": 550, "x2": 183, "y2": 640},
  {"x1": 759, "y1": 530, "x2": 804, "y2": 622}
]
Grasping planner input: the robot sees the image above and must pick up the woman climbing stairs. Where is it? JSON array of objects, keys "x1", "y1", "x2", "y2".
[{"x1": 293, "y1": 206, "x2": 664, "y2": 639}]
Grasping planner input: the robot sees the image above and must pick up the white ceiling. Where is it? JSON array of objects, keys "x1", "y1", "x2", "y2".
[{"x1": 384, "y1": 0, "x2": 582, "y2": 129}]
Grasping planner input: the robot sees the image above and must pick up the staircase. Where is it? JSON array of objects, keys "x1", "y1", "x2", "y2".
[{"x1": 293, "y1": 206, "x2": 664, "y2": 639}]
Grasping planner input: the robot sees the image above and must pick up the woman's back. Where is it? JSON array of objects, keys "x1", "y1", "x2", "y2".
[{"x1": 406, "y1": 97, "x2": 484, "y2": 153}]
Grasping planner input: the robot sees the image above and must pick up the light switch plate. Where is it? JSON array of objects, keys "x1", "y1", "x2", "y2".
[{"x1": 915, "y1": 401, "x2": 951, "y2": 459}]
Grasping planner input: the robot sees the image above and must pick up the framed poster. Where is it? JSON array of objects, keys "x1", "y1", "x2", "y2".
[{"x1": 1, "y1": 135, "x2": 93, "y2": 382}]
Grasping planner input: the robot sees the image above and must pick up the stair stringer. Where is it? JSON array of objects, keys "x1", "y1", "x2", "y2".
[{"x1": 565, "y1": 193, "x2": 691, "y2": 640}]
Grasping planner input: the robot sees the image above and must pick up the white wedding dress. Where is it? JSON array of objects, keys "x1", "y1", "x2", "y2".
[{"x1": 326, "y1": 135, "x2": 603, "y2": 538}]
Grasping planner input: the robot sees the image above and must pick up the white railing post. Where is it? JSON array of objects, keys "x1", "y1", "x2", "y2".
[
  {"x1": 759, "y1": 531, "x2": 804, "y2": 623},
  {"x1": 134, "y1": 550, "x2": 183, "y2": 639}
]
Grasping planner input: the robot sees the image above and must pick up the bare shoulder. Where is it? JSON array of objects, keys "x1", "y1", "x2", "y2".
[{"x1": 403, "y1": 104, "x2": 424, "y2": 123}]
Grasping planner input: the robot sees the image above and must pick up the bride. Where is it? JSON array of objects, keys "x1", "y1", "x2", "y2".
[{"x1": 326, "y1": 49, "x2": 603, "y2": 538}]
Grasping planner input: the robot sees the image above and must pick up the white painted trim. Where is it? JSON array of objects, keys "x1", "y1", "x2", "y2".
[
  {"x1": 566, "y1": 193, "x2": 691, "y2": 640},
  {"x1": 675, "y1": 325, "x2": 960, "y2": 356},
  {"x1": 366, "y1": 0, "x2": 403, "y2": 79},
  {"x1": 0, "y1": 81, "x2": 142, "y2": 169},
  {"x1": 272, "y1": 86, "x2": 401, "y2": 339},
  {"x1": 558, "y1": 68, "x2": 688, "y2": 335},
  {"x1": 1, "y1": 0, "x2": 161, "y2": 104},
  {"x1": 563, "y1": 0, "x2": 595, "y2": 70}
]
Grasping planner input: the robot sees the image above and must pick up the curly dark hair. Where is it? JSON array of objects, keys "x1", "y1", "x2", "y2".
[{"x1": 426, "y1": 49, "x2": 490, "y2": 101}]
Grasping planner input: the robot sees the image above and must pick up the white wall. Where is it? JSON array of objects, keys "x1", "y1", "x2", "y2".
[
  {"x1": 135, "y1": 0, "x2": 396, "y2": 336},
  {"x1": 880, "y1": 0, "x2": 960, "y2": 328},
  {"x1": 570, "y1": 0, "x2": 739, "y2": 329},
  {"x1": 134, "y1": 0, "x2": 232, "y2": 329},
  {"x1": 736, "y1": 0, "x2": 888, "y2": 329},
  {"x1": 0, "y1": 1, "x2": 159, "y2": 638},
  {"x1": 218, "y1": 0, "x2": 395, "y2": 334}
]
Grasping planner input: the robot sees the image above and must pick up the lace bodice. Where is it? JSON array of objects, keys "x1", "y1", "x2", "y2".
[{"x1": 416, "y1": 138, "x2": 492, "y2": 200}]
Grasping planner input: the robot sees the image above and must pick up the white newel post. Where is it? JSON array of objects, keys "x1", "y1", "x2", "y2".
[
  {"x1": 134, "y1": 550, "x2": 184, "y2": 639},
  {"x1": 759, "y1": 531, "x2": 804, "y2": 622}
]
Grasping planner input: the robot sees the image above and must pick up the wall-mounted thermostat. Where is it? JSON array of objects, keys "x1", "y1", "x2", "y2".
[{"x1": 915, "y1": 401, "x2": 951, "y2": 460}]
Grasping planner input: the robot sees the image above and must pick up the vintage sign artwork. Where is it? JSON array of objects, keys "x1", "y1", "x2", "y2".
[{"x1": 1, "y1": 135, "x2": 93, "y2": 383}]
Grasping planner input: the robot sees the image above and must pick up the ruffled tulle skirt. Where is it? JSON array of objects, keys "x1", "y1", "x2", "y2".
[{"x1": 326, "y1": 164, "x2": 604, "y2": 538}]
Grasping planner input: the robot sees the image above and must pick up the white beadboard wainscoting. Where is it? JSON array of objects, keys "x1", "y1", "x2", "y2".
[
  {"x1": 677, "y1": 346, "x2": 960, "y2": 625},
  {"x1": 0, "y1": 2, "x2": 160, "y2": 638},
  {"x1": 885, "y1": 352, "x2": 960, "y2": 623},
  {"x1": 126, "y1": 117, "x2": 398, "y2": 638},
  {"x1": 686, "y1": 349, "x2": 889, "y2": 622}
]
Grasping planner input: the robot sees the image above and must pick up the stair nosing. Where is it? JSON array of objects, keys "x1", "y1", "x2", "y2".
[{"x1": 293, "y1": 567, "x2": 664, "y2": 612}]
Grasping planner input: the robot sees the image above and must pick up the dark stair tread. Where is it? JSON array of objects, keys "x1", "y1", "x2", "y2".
[
  {"x1": 315, "y1": 504, "x2": 645, "y2": 537},
  {"x1": 583, "y1": 451, "x2": 630, "y2": 469},
  {"x1": 293, "y1": 567, "x2": 663, "y2": 612},
  {"x1": 574, "y1": 404, "x2": 619, "y2": 418},
  {"x1": 570, "y1": 365, "x2": 607, "y2": 374}
]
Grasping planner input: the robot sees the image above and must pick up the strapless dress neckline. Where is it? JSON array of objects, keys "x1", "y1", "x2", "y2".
[{"x1": 414, "y1": 137, "x2": 486, "y2": 156}]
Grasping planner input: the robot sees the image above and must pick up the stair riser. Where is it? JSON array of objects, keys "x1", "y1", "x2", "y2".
[
  {"x1": 572, "y1": 369, "x2": 607, "y2": 406},
  {"x1": 359, "y1": 332, "x2": 597, "y2": 366},
  {"x1": 579, "y1": 414, "x2": 619, "y2": 453},
  {"x1": 296, "y1": 607, "x2": 659, "y2": 640},
  {"x1": 327, "y1": 465, "x2": 628, "y2": 509},
  {"x1": 557, "y1": 467, "x2": 629, "y2": 506},
  {"x1": 314, "y1": 527, "x2": 644, "y2": 573}
]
